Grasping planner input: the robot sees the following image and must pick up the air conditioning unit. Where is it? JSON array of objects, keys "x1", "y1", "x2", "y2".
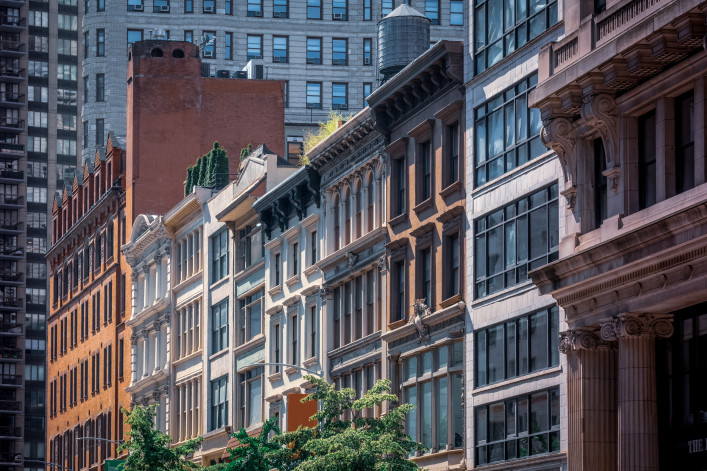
[
  {"x1": 306, "y1": 57, "x2": 320, "y2": 65},
  {"x1": 159, "y1": 4, "x2": 169, "y2": 11},
  {"x1": 273, "y1": 11, "x2": 287, "y2": 18},
  {"x1": 332, "y1": 104, "x2": 348, "y2": 110},
  {"x1": 332, "y1": 58, "x2": 347, "y2": 65},
  {"x1": 248, "y1": 10, "x2": 263, "y2": 16},
  {"x1": 234, "y1": 70, "x2": 248, "y2": 79},
  {"x1": 243, "y1": 59, "x2": 264, "y2": 79},
  {"x1": 273, "y1": 56, "x2": 286, "y2": 63},
  {"x1": 203, "y1": 5, "x2": 214, "y2": 12},
  {"x1": 363, "y1": 57, "x2": 371, "y2": 65},
  {"x1": 203, "y1": 49, "x2": 214, "y2": 58},
  {"x1": 306, "y1": 103, "x2": 320, "y2": 109},
  {"x1": 333, "y1": 12, "x2": 345, "y2": 20},
  {"x1": 131, "y1": 4, "x2": 143, "y2": 10}
]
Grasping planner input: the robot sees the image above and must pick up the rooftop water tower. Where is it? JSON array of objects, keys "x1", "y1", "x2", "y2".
[{"x1": 378, "y1": 4, "x2": 430, "y2": 82}]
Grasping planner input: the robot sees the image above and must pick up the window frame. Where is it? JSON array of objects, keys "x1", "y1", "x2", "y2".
[
  {"x1": 272, "y1": 35, "x2": 288, "y2": 63},
  {"x1": 307, "y1": 0, "x2": 322, "y2": 19},
  {"x1": 211, "y1": 299, "x2": 229, "y2": 354},
  {"x1": 210, "y1": 376, "x2": 228, "y2": 431},
  {"x1": 332, "y1": 38, "x2": 348, "y2": 66},
  {"x1": 211, "y1": 229, "x2": 229, "y2": 283},
  {"x1": 306, "y1": 37, "x2": 322, "y2": 65}
]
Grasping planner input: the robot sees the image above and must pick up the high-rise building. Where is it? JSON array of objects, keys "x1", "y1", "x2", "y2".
[{"x1": 79, "y1": 0, "x2": 464, "y2": 162}]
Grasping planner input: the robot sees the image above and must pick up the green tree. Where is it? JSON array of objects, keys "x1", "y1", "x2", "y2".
[
  {"x1": 222, "y1": 416, "x2": 282, "y2": 471},
  {"x1": 184, "y1": 165, "x2": 195, "y2": 196},
  {"x1": 269, "y1": 376, "x2": 423, "y2": 471},
  {"x1": 119, "y1": 405, "x2": 203, "y2": 471},
  {"x1": 197, "y1": 154, "x2": 209, "y2": 187},
  {"x1": 300, "y1": 111, "x2": 352, "y2": 166}
]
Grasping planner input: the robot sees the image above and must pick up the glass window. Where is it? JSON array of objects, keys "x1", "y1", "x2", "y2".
[
  {"x1": 474, "y1": 0, "x2": 558, "y2": 73},
  {"x1": 238, "y1": 367, "x2": 263, "y2": 428},
  {"x1": 446, "y1": 232, "x2": 460, "y2": 298},
  {"x1": 382, "y1": 0, "x2": 393, "y2": 16},
  {"x1": 210, "y1": 376, "x2": 228, "y2": 430},
  {"x1": 127, "y1": 29, "x2": 142, "y2": 45},
  {"x1": 96, "y1": 119, "x2": 104, "y2": 148},
  {"x1": 203, "y1": 0, "x2": 215, "y2": 12},
  {"x1": 638, "y1": 110, "x2": 656, "y2": 210},
  {"x1": 363, "y1": 82, "x2": 372, "y2": 107},
  {"x1": 332, "y1": 83, "x2": 347, "y2": 110},
  {"x1": 306, "y1": 82, "x2": 321, "y2": 109},
  {"x1": 184, "y1": 0, "x2": 192, "y2": 12},
  {"x1": 418, "y1": 140, "x2": 432, "y2": 201},
  {"x1": 247, "y1": 35, "x2": 262, "y2": 60},
  {"x1": 306, "y1": 38, "x2": 321, "y2": 64},
  {"x1": 363, "y1": 38, "x2": 372, "y2": 66},
  {"x1": 211, "y1": 230, "x2": 229, "y2": 281},
  {"x1": 238, "y1": 290, "x2": 263, "y2": 344},
  {"x1": 475, "y1": 306, "x2": 559, "y2": 387},
  {"x1": 474, "y1": 184, "x2": 559, "y2": 298},
  {"x1": 153, "y1": 0, "x2": 169, "y2": 12},
  {"x1": 675, "y1": 91, "x2": 695, "y2": 194},
  {"x1": 57, "y1": 14, "x2": 78, "y2": 31},
  {"x1": 475, "y1": 388, "x2": 561, "y2": 465},
  {"x1": 273, "y1": 36, "x2": 288, "y2": 63},
  {"x1": 96, "y1": 74, "x2": 104, "y2": 102},
  {"x1": 225, "y1": 32, "x2": 233, "y2": 60},
  {"x1": 425, "y1": 0, "x2": 440, "y2": 24},
  {"x1": 211, "y1": 300, "x2": 228, "y2": 353},
  {"x1": 247, "y1": 0, "x2": 262, "y2": 16},
  {"x1": 202, "y1": 31, "x2": 215, "y2": 58},
  {"x1": 475, "y1": 74, "x2": 542, "y2": 186},
  {"x1": 127, "y1": 0, "x2": 143, "y2": 10},
  {"x1": 332, "y1": 0, "x2": 347, "y2": 20},
  {"x1": 450, "y1": 0, "x2": 463, "y2": 25},
  {"x1": 332, "y1": 38, "x2": 347, "y2": 65},
  {"x1": 364, "y1": 0, "x2": 371, "y2": 20},
  {"x1": 307, "y1": 0, "x2": 321, "y2": 19},
  {"x1": 273, "y1": 0, "x2": 288, "y2": 18}
]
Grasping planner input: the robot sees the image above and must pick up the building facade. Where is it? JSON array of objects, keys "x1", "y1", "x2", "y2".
[
  {"x1": 307, "y1": 108, "x2": 387, "y2": 420},
  {"x1": 529, "y1": 0, "x2": 707, "y2": 469},
  {"x1": 46, "y1": 138, "x2": 129, "y2": 471},
  {"x1": 80, "y1": 0, "x2": 464, "y2": 161}
]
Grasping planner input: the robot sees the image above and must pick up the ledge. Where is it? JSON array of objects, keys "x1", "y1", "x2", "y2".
[
  {"x1": 473, "y1": 365, "x2": 563, "y2": 395},
  {"x1": 439, "y1": 180, "x2": 462, "y2": 198},
  {"x1": 268, "y1": 284, "x2": 283, "y2": 297},
  {"x1": 265, "y1": 304, "x2": 282, "y2": 316},
  {"x1": 302, "y1": 356, "x2": 319, "y2": 367},
  {"x1": 413, "y1": 197, "x2": 434, "y2": 216},
  {"x1": 388, "y1": 212, "x2": 408, "y2": 228},
  {"x1": 285, "y1": 274, "x2": 300, "y2": 288},
  {"x1": 303, "y1": 264, "x2": 319, "y2": 277},
  {"x1": 268, "y1": 372, "x2": 282, "y2": 382},
  {"x1": 285, "y1": 366, "x2": 299, "y2": 376}
]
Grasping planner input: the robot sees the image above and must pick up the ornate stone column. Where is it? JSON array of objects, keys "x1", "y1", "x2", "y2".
[
  {"x1": 154, "y1": 254, "x2": 162, "y2": 302},
  {"x1": 130, "y1": 332, "x2": 138, "y2": 384},
  {"x1": 142, "y1": 265, "x2": 150, "y2": 310},
  {"x1": 560, "y1": 327, "x2": 617, "y2": 471},
  {"x1": 141, "y1": 330, "x2": 149, "y2": 377},
  {"x1": 153, "y1": 321, "x2": 161, "y2": 372},
  {"x1": 600, "y1": 313, "x2": 674, "y2": 471}
]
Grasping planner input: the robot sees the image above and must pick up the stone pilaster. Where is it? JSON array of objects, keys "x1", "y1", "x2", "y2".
[
  {"x1": 600, "y1": 313, "x2": 674, "y2": 471},
  {"x1": 560, "y1": 327, "x2": 617, "y2": 471}
]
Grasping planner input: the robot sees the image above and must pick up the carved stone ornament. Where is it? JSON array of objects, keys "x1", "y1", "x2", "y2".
[
  {"x1": 131, "y1": 271, "x2": 139, "y2": 282},
  {"x1": 558, "y1": 327, "x2": 608, "y2": 354},
  {"x1": 600, "y1": 312, "x2": 674, "y2": 341},
  {"x1": 378, "y1": 253, "x2": 388, "y2": 273},
  {"x1": 581, "y1": 94, "x2": 621, "y2": 190},
  {"x1": 541, "y1": 117, "x2": 577, "y2": 190},
  {"x1": 346, "y1": 251, "x2": 358, "y2": 270},
  {"x1": 319, "y1": 287, "x2": 328, "y2": 298},
  {"x1": 410, "y1": 299, "x2": 431, "y2": 341}
]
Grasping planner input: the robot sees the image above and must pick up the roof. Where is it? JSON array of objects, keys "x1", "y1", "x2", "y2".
[{"x1": 384, "y1": 3, "x2": 425, "y2": 18}]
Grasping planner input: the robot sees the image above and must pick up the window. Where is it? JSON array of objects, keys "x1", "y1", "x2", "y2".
[
  {"x1": 29, "y1": 86, "x2": 48, "y2": 103},
  {"x1": 28, "y1": 137, "x2": 47, "y2": 153},
  {"x1": 211, "y1": 230, "x2": 228, "y2": 282},
  {"x1": 332, "y1": 0, "x2": 347, "y2": 20},
  {"x1": 83, "y1": 121, "x2": 88, "y2": 149},
  {"x1": 419, "y1": 247, "x2": 432, "y2": 307},
  {"x1": 97, "y1": 0, "x2": 105, "y2": 10},
  {"x1": 238, "y1": 290, "x2": 262, "y2": 344},
  {"x1": 474, "y1": 0, "x2": 558, "y2": 73},
  {"x1": 272, "y1": 323, "x2": 281, "y2": 372},
  {"x1": 475, "y1": 74, "x2": 542, "y2": 186},
  {"x1": 224, "y1": 0, "x2": 231, "y2": 14},
  {"x1": 127, "y1": 0, "x2": 143, "y2": 11},
  {"x1": 425, "y1": 0, "x2": 439, "y2": 24},
  {"x1": 475, "y1": 388, "x2": 561, "y2": 465},
  {"x1": 185, "y1": 0, "x2": 192, "y2": 12},
  {"x1": 392, "y1": 258, "x2": 406, "y2": 322},
  {"x1": 58, "y1": 14, "x2": 77, "y2": 31},
  {"x1": 363, "y1": 0, "x2": 371, "y2": 20},
  {"x1": 475, "y1": 306, "x2": 559, "y2": 387},
  {"x1": 290, "y1": 242, "x2": 299, "y2": 277},
  {"x1": 247, "y1": 35, "x2": 262, "y2": 60},
  {"x1": 96, "y1": 74, "x2": 105, "y2": 101},
  {"x1": 332, "y1": 38, "x2": 348, "y2": 65},
  {"x1": 225, "y1": 32, "x2": 233, "y2": 60},
  {"x1": 96, "y1": 119, "x2": 104, "y2": 148},
  {"x1": 363, "y1": 38, "x2": 372, "y2": 66},
  {"x1": 211, "y1": 299, "x2": 228, "y2": 353},
  {"x1": 306, "y1": 82, "x2": 322, "y2": 109},
  {"x1": 127, "y1": 29, "x2": 143, "y2": 46},
  {"x1": 309, "y1": 305, "x2": 317, "y2": 358},
  {"x1": 287, "y1": 137, "x2": 303, "y2": 160},
  {"x1": 96, "y1": 29, "x2": 105, "y2": 56},
  {"x1": 237, "y1": 225, "x2": 262, "y2": 271},
  {"x1": 675, "y1": 91, "x2": 695, "y2": 194},
  {"x1": 309, "y1": 230, "x2": 317, "y2": 266},
  {"x1": 202, "y1": 31, "x2": 215, "y2": 58},
  {"x1": 307, "y1": 0, "x2": 321, "y2": 19},
  {"x1": 446, "y1": 122, "x2": 460, "y2": 185},
  {"x1": 28, "y1": 111, "x2": 48, "y2": 128},
  {"x1": 29, "y1": 60, "x2": 48, "y2": 78},
  {"x1": 363, "y1": 83, "x2": 372, "y2": 107},
  {"x1": 185, "y1": 31, "x2": 193, "y2": 43},
  {"x1": 273, "y1": 36, "x2": 288, "y2": 63},
  {"x1": 273, "y1": 0, "x2": 288, "y2": 17},
  {"x1": 57, "y1": 64, "x2": 77, "y2": 81},
  {"x1": 402, "y1": 342, "x2": 464, "y2": 452},
  {"x1": 152, "y1": 0, "x2": 168, "y2": 11},
  {"x1": 418, "y1": 140, "x2": 432, "y2": 202},
  {"x1": 58, "y1": 39, "x2": 78, "y2": 56},
  {"x1": 593, "y1": 139, "x2": 607, "y2": 229},
  {"x1": 203, "y1": 0, "x2": 215, "y2": 13},
  {"x1": 273, "y1": 252, "x2": 281, "y2": 286},
  {"x1": 474, "y1": 184, "x2": 559, "y2": 298},
  {"x1": 29, "y1": 35, "x2": 48, "y2": 53},
  {"x1": 29, "y1": 11, "x2": 48, "y2": 27},
  {"x1": 306, "y1": 38, "x2": 321, "y2": 64},
  {"x1": 446, "y1": 232, "x2": 460, "y2": 299},
  {"x1": 57, "y1": 139, "x2": 76, "y2": 156},
  {"x1": 238, "y1": 367, "x2": 263, "y2": 428},
  {"x1": 290, "y1": 313, "x2": 298, "y2": 364},
  {"x1": 382, "y1": 0, "x2": 393, "y2": 16},
  {"x1": 332, "y1": 83, "x2": 348, "y2": 110},
  {"x1": 450, "y1": 0, "x2": 463, "y2": 25},
  {"x1": 247, "y1": 0, "x2": 262, "y2": 16},
  {"x1": 27, "y1": 187, "x2": 47, "y2": 203},
  {"x1": 393, "y1": 156, "x2": 406, "y2": 216},
  {"x1": 57, "y1": 113, "x2": 76, "y2": 131},
  {"x1": 210, "y1": 376, "x2": 228, "y2": 430},
  {"x1": 638, "y1": 110, "x2": 656, "y2": 210}
]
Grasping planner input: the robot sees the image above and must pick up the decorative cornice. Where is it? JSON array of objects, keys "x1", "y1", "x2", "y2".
[
  {"x1": 600, "y1": 312, "x2": 674, "y2": 341},
  {"x1": 558, "y1": 327, "x2": 610, "y2": 354},
  {"x1": 541, "y1": 117, "x2": 577, "y2": 205}
]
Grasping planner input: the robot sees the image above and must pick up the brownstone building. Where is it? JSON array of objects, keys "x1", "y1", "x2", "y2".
[
  {"x1": 530, "y1": 0, "x2": 707, "y2": 469},
  {"x1": 46, "y1": 138, "x2": 128, "y2": 471},
  {"x1": 368, "y1": 40, "x2": 466, "y2": 470}
]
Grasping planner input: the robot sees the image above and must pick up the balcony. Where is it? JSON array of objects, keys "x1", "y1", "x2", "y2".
[
  {"x1": 0, "y1": 0, "x2": 25, "y2": 8},
  {"x1": 0, "y1": 322, "x2": 21, "y2": 334},
  {"x1": 0, "y1": 427, "x2": 20, "y2": 439},
  {"x1": 0, "y1": 16, "x2": 24, "y2": 33},
  {"x1": 0, "y1": 93, "x2": 22, "y2": 108},
  {"x1": 0, "y1": 298, "x2": 21, "y2": 310},
  {"x1": 0, "y1": 221, "x2": 21, "y2": 235},
  {"x1": 0, "y1": 346, "x2": 21, "y2": 360},
  {"x1": 0, "y1": 246, "x2": 21, "y2": 259},
  {"x1": 0, "y1": 143, "x2": 21, "y2": 159},
  {"x1": 0, "y1": 67, "x2": 23, "y2": 82},
  {"x1": 0, "y1": 170, "x2": 21, "y2": 183},
  {"x1": 0, "y1": 41, "x2": 22, "y2": 58},
  {"x1": 0, "y1": 454, "x2": 21, "y2": 466},
  {"x1": 0, "y1": 374, "x2": 21, "y2": 387},
  {"x1": 0, "y1": 271, "x2": 22, "y2": 285},
  {"x1": 0, "y1": 194, "x2": 21, "y2": 208},
  {"x1": 0, "y1": 118, "x2": 22, "y2": 134}
]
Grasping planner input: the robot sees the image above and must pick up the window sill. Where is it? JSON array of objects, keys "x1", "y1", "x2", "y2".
[
  {"x1": 439, "y1": 293, "x2": 462, "y2": 309},
  {"x1": 268, "y1": 372, "x2": 282, "y2": 382},
  {"x1": 268, "y1": 284, "x2": 283, "y2": 297},
  {"x1": 439, "y1": 180, "x2": 462, "y2": 198},
  {"x1": 388, "y1": 212, "x2": 407, "y2": 228},
  {"x1": 208, "y1": 348, "x2": 229, "y2": 362},
  {"x1": 413, "y1": 197, "x2": 433, "y2": 216},
  {"x1": 304, "y1": 264, "x2": 318, "y2": 277},
  {"x1": 473, "y1": 365, "x2": 563, "y2": 394},
  {"x1": 285, "y1": 274, "x2": 300, "y2": 288},
  {"x1": 285, "y1": 366, "x2": 299, "y2": 376},
  {"x1": 302, "y1": 356, "x2": 318, "y2": 367}
]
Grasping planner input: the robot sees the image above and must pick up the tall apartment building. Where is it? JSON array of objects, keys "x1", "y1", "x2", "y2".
[
  {"x1": 463, "y1": 0, "x2": 567, "y2": 470},
  {"x1": 529, "y1": 0, "x2": 707, "y2": 469},
  {"x1": 79, "y1": 0, "x2": 464, "y2": 162}
]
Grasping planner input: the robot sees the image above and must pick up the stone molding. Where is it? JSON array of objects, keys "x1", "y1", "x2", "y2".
[
  {"x1": 580, "y1": 94, "x2": 620, "y2": 191},
  {"x1": 558, "y1": 327, "x2": 611, "y2": 354},
  {"x1": 599, "y1": 312, "x2": 674, "y2": 341}
]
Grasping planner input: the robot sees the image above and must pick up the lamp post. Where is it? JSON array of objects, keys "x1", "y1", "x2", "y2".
[
  {"x1": 249, "y1": 362, "x2": 323, "y2": 377},
  {"x1": 76, "y1": 437, "x2": 128, "y2": 457},
  {"x1": 24, "y1": 459, "x2": 74, "y2": 471}
]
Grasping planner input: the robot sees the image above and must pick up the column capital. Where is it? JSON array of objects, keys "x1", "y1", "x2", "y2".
[
  {"x1": 558, "y1": 327, "x2": 611, "y2": 354},
  {"x1": 131, "y1": 271, "x2": 139, "y2": 282},
  {"x1": 142, "y1": 264, "x2": 151, "y2": 274},
  {"x1": 600, "y1": 312, "x2": 674, "y2": 341}
]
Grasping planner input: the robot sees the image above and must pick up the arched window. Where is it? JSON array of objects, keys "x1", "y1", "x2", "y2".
[
  {"x1": 333, "y1": 193, "x2": 340, "y2": 252},
  {"x1": 355, "y1": 179, "x2": 362, "y2": 239},
  {"x1": 344, "y1": 188, "x2": 351, "y2": 246},
  {"x1": 367, "y1": 173, "x2": 374, "y2": 231}
]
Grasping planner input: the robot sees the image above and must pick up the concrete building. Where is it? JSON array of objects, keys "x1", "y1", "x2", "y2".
[
  {"x1": 463, "y1": 0, "x2": 568, "y2": 469},
  {"x1": 79, "y1": 0, "x2": 464, "y2": 162},
  {"x1": 122, "y1": 214, "x2": 171, "y2": 431},
  {"x1": 367, "y1": 39, "x2": 466, "y2": 470},
  {"x1": 529, "y1": 0, "x2": 707, "y2": 469},
  {"x1": 46, "y1": 137, "x2": 129, "y2": 471},
  {"x1": 307, "y1": 108, "x2": 387, "y2": 422},
  {"x1": 253, "y1": 164, "x2": 322, "y2": 433}
]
